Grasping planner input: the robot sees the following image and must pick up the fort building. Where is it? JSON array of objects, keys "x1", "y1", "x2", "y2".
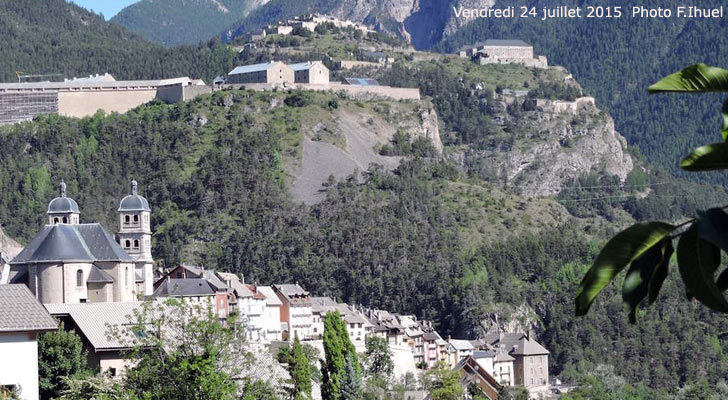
[
  {"x1": 227, "y1": 61, "x2": 295, "y2": 85},
  {"x1": 290, "y1": 61, "x2": 330, "y2": 85},
  {"x1": 0, "y1": 74, "x2": 210, "y2": 125}
]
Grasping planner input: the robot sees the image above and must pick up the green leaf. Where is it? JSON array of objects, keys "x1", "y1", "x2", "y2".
[
  {"x1": 648, "y1": 240, "x2": 673, "y2": 305},
  {"x1": 622, "y1": 239, "x2": 673, "y2": 323},
  {"x1": 648, "y1": 64, "x2": 728, "y2": 93},
  {"x1": 697, "y1": 208, "x2": 728, "y2": 252},
  {"x1": 677, "y1": 224, "x2": 728, "y2": 312},
  {"x1": 576, "y1": 222, "x2": 675, "y2": 316},
  {"x1": 722, "y1": 99, "x2": 728, "y2": 141},
  {"x1": 680, "y1": 142, "x2": 728, "y2": 171}
]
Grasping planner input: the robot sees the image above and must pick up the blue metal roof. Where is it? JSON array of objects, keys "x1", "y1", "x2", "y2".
[{"x1": 343, "y1": 78, "x2": 380, "y2": 86}]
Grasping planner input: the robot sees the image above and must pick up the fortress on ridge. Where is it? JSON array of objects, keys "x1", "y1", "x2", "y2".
[
  {"x1": 6, "y1": 180, "x2": 155, "y2": 304},
  {"x1": 459, "y1": 40, "x2": 548, "y2": 69}
]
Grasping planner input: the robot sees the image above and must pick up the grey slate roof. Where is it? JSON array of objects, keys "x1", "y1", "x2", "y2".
[
  {"x1": 87, "y1": 265, "x2": 115, "y2": 283},
  {"x1": 483, "y1": 39, "x2": 531, "y2": 47},
  {"x1": 0, "y1": 284, "x2": 57, "y2": 332},
  {"x1": 45, "y1": 302, "x2": 141, "y2": 350},
  {"x1": 11, "y1": 224, "x2": 133, "y2": 264},
  {"x1": 48, "y1": 197, "x2": 79, "y2": 214},
  {"x1": 119, "y1": 195, "x2": 150, "y2": 212},
  {"x1": 153, "y1": 279, "x2": 216, "y2": 297},
  {"x1": 273, "y1": 284, "x2": 310, "y2": 305},
  {"x1": 482, "y1": 333, "x2": 549, "y2": 356}
]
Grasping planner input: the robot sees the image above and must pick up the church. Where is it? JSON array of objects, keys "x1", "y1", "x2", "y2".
[{"x1": 9, "y1": 180, "x2": 154, "y2": 304}]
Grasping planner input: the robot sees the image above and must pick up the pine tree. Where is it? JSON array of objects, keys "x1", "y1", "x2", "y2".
[
  {"x1": 341, "y1": 354, "x2": 363, "y2": 400},
  {"x1": 291, "y1": 337, "x2": 313, "y2": 400}
]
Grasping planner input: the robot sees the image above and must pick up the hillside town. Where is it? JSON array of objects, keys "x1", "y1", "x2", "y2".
[{"x1": 0, "y1": 181, "x2": 554, "y2": 399}]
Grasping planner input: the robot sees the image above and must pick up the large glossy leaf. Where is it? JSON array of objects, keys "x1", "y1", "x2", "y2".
[
  {"x1": 576, "y1": 222, "x2": 675, "y2": 316},
  {"x1": 680, "y1": 143, "x2": 728, "y2": 171},
  {"x1": 648, "y1": 240, "x2": 673, "y2": 304},
  {"x1": 622, "y1": 239, "x2": 673, "y2": 323},
  {"x1": 677, "y1": 224, "x2": 728, "y2": 312},
  {"x1": 648, "y1": 64, "x2": 728, "y2": 93},
  {"x1": 697, "y1": 208, "x2": 728, "y2": 252}
]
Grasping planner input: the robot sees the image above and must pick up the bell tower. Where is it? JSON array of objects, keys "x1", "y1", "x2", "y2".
[
  {"x1": 47, "y1": 180, "x2": 80, "y2": 225},
  {"x1": 117, "y1": 180, "x2": 153, "y2": 296}
]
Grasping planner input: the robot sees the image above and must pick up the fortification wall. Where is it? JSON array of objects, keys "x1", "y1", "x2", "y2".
[
  {"x1": 533, "y1": 97, "x2": 596, "y2": 114},
  {"x1": 236, "y1": 83, "x2": 421, "y2": 101},
  {"x1": 58, "y1": 89, "x2": 157, "y2": 118}
]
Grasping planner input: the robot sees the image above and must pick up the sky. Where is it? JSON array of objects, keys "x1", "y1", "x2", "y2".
[{"x1": 68, "y1": 0, "x2": 141, "y2": 19}]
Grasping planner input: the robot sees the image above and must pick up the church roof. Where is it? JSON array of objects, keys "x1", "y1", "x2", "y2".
[
  {"x1": 119, "y1": 180, "x2": 151, "y2": 212},
  {"x1": 11, "y1": 224, "x2": 133, "y2": 264},
  {"x1": 48, "y1": 181, "x2": 79, "y2": 214},
  {"x1": 87, "y1": 265, "x2": 115, "y2": 283}
]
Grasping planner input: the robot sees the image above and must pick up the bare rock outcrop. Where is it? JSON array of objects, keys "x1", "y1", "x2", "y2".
[{"x1": 468, "y1": 98, "x2": 633, "y2": 197}]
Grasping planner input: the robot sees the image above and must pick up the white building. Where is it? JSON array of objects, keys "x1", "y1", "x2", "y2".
[
  {"x1": 0, "y1": 285, "x2": 58, "y2": 400},
  {"x1": 289, "y1": 61, "x2": 330, "y2": 85},
  {"x1": 257, "y1": 286, "x2": 283, "y2": 342},
  {"x1": 273, "y1": 284, "x2": 313, "y2": 341}
]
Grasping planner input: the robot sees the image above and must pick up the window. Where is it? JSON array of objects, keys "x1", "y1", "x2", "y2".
[
  {"x1": 125, "y1": 215, "x2": 130, "y2": 224},
  {"x1": 125, "y1": 267, "x2": 129, "y2": 287},
  {"x1": 76, "y1": 269, "x2": 83, "y2": 287},
  {"x1": 62, "y1": 217, "x2": 68, "y2": 223},
  {"x1": 54, "y1": 217, "x2": 59, "y2": 224},
  {"x1": 125, "y1": 240, "x2": 131, "y2": 248},
  {"x1": 109, "y1": 367, "x2": 117, "y2": 377},
  {"x1": 133, "y1": 215, "x2": 139, "y2": 223},
  {"x1": 134, "y1": 240, "x2": 139, "y2": 248}
]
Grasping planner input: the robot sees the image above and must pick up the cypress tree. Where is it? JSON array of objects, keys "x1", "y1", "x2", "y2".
[
  {"x1": 322, "y1": 312, "x2": 345, "y2": 400},
  {"x1": 291, "y1": 337, "x2": 313, "y2": 400}
]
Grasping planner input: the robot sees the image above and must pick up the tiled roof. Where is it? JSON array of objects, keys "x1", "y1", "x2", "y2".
[
  {"x1": 273, "y1": 284, "x2": 310, "y2": 305},
  {"x1": 153, "y1": 279, "x2": 216, "y2": 297},
  {"x1": 45, "y1": 302, "x2": 142, "y2": 350},
  {"x1": 257, "y1": 286, "x2": 282, "y2": 306},
  {"x1": 0, "y1": 284, "x2": 57, "y2": 332},
  {"x1": 11, "y1": 224, "x2": 133, "y2": 264}
]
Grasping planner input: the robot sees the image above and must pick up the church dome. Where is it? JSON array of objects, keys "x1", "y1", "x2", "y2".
[
  {"x1": 47, "y1": 181, "x2": 80, "y2": 214},
  {"x1": 119, "y1": 180, "x2": 151, "y2": 212}
]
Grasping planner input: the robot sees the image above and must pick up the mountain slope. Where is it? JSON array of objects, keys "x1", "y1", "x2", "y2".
[
  {"x1": 438, "y1": 0, "x2": 728, "y2": 184},
  {"x1": 224, "y1": 0, "x2": 493, "y2": 48},
  {"x1": 0, "y1": 0, "x2": 240, "y2": 82},
  {"x1": 111, "y1": 0, "x2": 268, "y2": 46}
]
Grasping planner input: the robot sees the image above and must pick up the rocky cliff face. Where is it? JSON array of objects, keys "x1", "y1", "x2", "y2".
[
  {"x1": 0, "y1": 225, "x2": 22, "y2": 261},
  {"x1": 466, "y1": 97, "x2": 633, "y2": 198}
]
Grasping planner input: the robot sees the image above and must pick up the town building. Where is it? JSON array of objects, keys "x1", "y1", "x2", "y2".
[
  {"x1": 8, "y1": 181, "x2": 154, "y2": 304},
  {"x1": 277, "y1": 25, "x2": 293, "y2": 35},
  {"x1": 482, "y1": 333, "x2": 551, "y2": 395},
  {"x1": 0, "y1": 284, "x2": 58, "y2": 400},
  {"x1": 0, "y1": 75, "x2": 210, "y2": 124},
  {"x1": 311, "y1": 297, "x2": 369, "y2": 343},
  {"x1": 455, "y1": 354, "x2": 501, "y2": 400},
  {"x1": 273, "y1": 284, "x2": 313, "y2": 341},
  {"x1": 227, "y1": 62, "x2": 295, "y2": 85},
  {"x1": 45, "y1": 302, "x2": 140, "y2": 378},
  {"x1": 152, "y1": 265, "x2": 231, "y2": 319},
  {"x1": 290, "y1": 61, "x2": 330, "y2": 85},
  {"x1": 257, "y1": 286, "x2": 284, "y2": 341}
]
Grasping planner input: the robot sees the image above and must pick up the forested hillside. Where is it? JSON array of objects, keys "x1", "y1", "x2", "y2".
[
  {"x1": 0, "y1": 0, "x2": 240, "y2": 82},
  {"x1": 3, "y1": 0, "x2": 728, "y2": 396},
  {"x1": 2, "y1": 89, "x2": 728, "y2": 396},
  {"x1": 111, "y1": 0, "x2": 263, "y2": 46},
  {"x1": 438, "y1": 0, "x2": 728, "y2": 186}
]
